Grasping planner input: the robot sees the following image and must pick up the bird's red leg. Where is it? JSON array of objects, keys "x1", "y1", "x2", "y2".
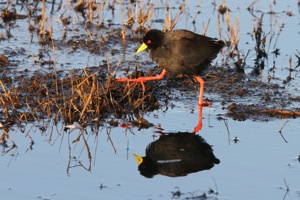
[
  {"x1": 117, "y1": 69, "x2": 167, "y2": 91},
  {"x1": 194, "y1": 76, "x2": 211, "y2": 106},
  {"x1": 193, "y1": 105, "x2": 203, "y2": 133}
]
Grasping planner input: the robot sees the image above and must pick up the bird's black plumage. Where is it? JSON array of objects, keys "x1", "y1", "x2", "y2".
[{"x1": 141, "y1": 29, "x2": 225, "y2": 74}]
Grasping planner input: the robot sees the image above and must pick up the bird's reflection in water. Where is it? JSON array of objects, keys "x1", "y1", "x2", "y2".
[{"x1": 134, "y1": 132, "x2": 220, "y2": 178}]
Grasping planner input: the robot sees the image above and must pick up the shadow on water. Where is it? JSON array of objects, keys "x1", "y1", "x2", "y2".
[{"x1": 133, "y1": 132, "x2": 220, "y2": 178}]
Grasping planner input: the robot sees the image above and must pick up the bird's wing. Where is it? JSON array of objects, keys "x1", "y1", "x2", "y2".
[{"x1": 178, "y1": 36, "x2": 219, "y2": 67}]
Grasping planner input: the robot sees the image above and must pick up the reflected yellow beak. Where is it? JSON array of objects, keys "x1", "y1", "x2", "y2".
[
  {"x1": 133, "y1": 154, "x2": 143, "y2": 166},
  {"x1": 136, "y1": 43, "x2": 148, "y2": 54}
]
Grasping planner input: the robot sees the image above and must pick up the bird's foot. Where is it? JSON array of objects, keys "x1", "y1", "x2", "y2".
[
  {"x1": 117, "y1": 77, "x2": 146, "y2": 91},
  {"x1": 116, "y1": 77, "x2": 132, "y2": 82},
  {"x1": 198, "y1": 101, "x2": 211, "y2": 107},
  {"x1": 117, "y1": 69, "x2": 167, "y2": 91}
]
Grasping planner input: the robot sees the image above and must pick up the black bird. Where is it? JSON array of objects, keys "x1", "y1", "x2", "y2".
[
  {"x1": 118, "y1": 29, "x2": 225, "y2": 106},
  {"x1": 133, "y1": 132, "x2": 220, "y2": 178}
]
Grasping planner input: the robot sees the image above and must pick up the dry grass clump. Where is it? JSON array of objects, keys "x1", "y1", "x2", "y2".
[{"x1": 0, "y1": 66, "x2": 161, "y2": 129}]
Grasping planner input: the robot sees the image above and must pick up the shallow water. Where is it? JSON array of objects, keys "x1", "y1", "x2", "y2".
[
  {"x1": 1, "y1": 105, "x2": 299, "y2": 200},
  {"x1": 1, "y1": 0, "x2": 300, "y2": 199}
]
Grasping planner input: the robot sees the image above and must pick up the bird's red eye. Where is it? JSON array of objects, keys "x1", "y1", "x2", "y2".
[{"x1": 146, "y1": 40, "x2": 151, "y2": 45}]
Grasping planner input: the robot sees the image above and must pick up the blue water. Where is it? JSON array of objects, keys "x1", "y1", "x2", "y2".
[
  {"x1": 1, "y1": 0, "x2": 300, "y2": 200},
  {"x1": 1, "y1": 107, "x2": 299, "y2": 200}
]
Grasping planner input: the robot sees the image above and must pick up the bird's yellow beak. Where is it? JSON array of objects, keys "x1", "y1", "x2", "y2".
[
  {"x1": 136, "y1": 43, "x2": 148, "y2": 54},
  {"x1": 133, "y1": 154, "x2": 143, "y2": 166}
]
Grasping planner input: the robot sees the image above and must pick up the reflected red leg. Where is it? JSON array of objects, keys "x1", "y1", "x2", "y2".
[
  {"x1": 194, "y1": 76, "x2": 211, "y2": 106},
  {"x1": 117, "y1": 69, "x2": 167, "y2": 91},
  {"x1": 193, "y1": 105, "x2": 203, "y2": 133}
]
